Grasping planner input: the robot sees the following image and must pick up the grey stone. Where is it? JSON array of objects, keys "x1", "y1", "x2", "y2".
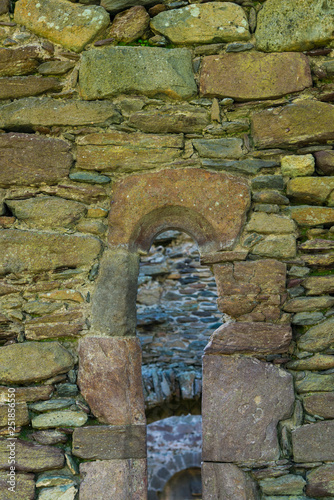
[
  {"x1": 252, "y1": 176, "x2": 284, "y2": 191},
  {"x1": 292, "y1": 421, "x2": 334, "y2": 462},
  {"x1": 303, "y1": 392, "x2": 334, "y2": 419},
  {"x1": 284, "y1": 296, "x2": 334, "y2": 312},
  {"x1": 36, "y1": 473, "x2": 75, "y2": 488},
  {"x1": 32, "y1": 430, "x2": 68, "y2": 445},
  {"x1": 29, "y1": 399, "x2": 74, "y2": 413},
  {"x1": 102, "y1": 0, "x2": 152, "y2": 13},
  {"x1": 0, "y1": 472, "x2": 35, "y2": 500},
  {"x1": 38, "y1": 61, "x2": 75, "y2": 75},
  {"x1": 291, "y1": 312, "x2": 324, "y2": 326},
  {"x1": 32, "y1": 410, "x2": 88, "y2": 429},
  {"x1": 201, "y1": 159, "x2": 277, "y2": 176},
  {"x1": 69, "y1": 172, "x2": 110, "y2": 184},
  {"x1": 202, "y1": 462, "x2": 260, "y2": 500},
  {"x1": 193, "y1": 138, "x2": 244, "y2": 159},
  {"x1": 79, "y1": 47, "x2": 197, "y2": 100},
  {"x1": 37, "y1": 484, "x2": 77, "y2": 500},
  {"x1": 298, "y1": 316, "x2": 334, "y2": 351},
  {"x1": 295, "y1": 373, "x2": 334, "y2": 393},
  {"x1": 259, "y1": 475, "x2": 306, "y2": 495},
  {"x1": 0, "y1": 76, "x2": 62, "y2": 99},
  {"x1": 306, "y1": 464, "x2": 334, "y2": 497}
]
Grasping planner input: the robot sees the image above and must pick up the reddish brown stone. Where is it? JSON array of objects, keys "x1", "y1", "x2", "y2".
[
  {"x1": 109, "y1": 6, "x2": 149, "y2": 43},
  {"x1": 0, "y1": 439, "x2": 64, "y2": 472},
  {"x1": 292, "y1": 421, "x2": 334, "y2": 462},
  {"x1": 0, "y1": 76, "x2": 62, "y2": 99},
  {"x1": 314, "y1": 150, "x2": 334, "y2": 175},
  {"x1": 108, "y1": 169, "x2": 250, "y2": 254},
  {"x1": 0, "y1": 386, "x2": 53, "y2": 404},
  {"x1": 0, "y1": 46, "x2": 40, "y2": 77},
  {"x1": 78, "y1": 337, "x2": 146, "y2": 425},
  {"x1": 149, "y1": 4, "x2": 166, "y2": 16},
  {"x1": 287, "y1": 206, "x2": 334, "y2": 227},
  {"x1": 200, "y1": 52, "x2": 311, "y2": 101},
  {"x1": 306, "y1": 464, "x2": 334, "y2": 497},
  {"x1": 205, "y1": 322, "x2": 292, "y2": 355},
  {"x1": 303, "y1": 393, "x2": 334, "y2": 419},
  {"x1": 25, "y1": 323, "x2": 84, "y2": 340},
  {"x1": 202, "y1": 463, "x2": 259, "y2": 500}
]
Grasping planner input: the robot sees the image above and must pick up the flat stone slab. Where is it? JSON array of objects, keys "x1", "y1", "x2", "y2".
[
  {"x1": 38, "y1": 485, "x2": 77, "y2": 500},
  {"x1": 193, "y1": 137, "x2": 244, "y2": 159},
  {"x1": 0, "y1": 133, "x2": 72, "y2": 188},
  {"x1": 0, "y1": 46, "x2": 40, "y2": 77},
  {"x1": 202, "y1": 462, "x2": 259, "y2": 500},
  {"x1": 292, "y1": 421, "x2": 334, "y2": 462},
  {"x1": 287, "y1": 177, "x2": 334, "y2": 205},
  {"x1": 298, "y1": 316, "x2": 334, "y2": 352},
  {"x1": 32, "y1": 410, "x2": 88, "y2": 429},
  {"x1": 150, "y1": 3, "x2": 250, "y2": 45},
  {"x1": 72, "y1": 425, "x2": 146, "y2": 459},
  {"x1": 202, "y1": 355, "x2": 294, "y2": 463},
  {"x1": 306, "y1": 464, "x2": 334, "y2": 498},
  {"x1": 78, "y1": 337, "x2": 145, "y2": 425},
  {"x1": 246, "y1": 213, "x2": 296, "y2": 234},
  {"x1": 252, "y1": 101, "x2": 334, "y2": 149},
  {"x1": 0, "y1": 439, "x2": 64, "y2": 472},
  {"x1": 0, "y1": 230, "x2": 101, "y2": 275},
  {"x1": 0, "y1": 403, "x2": 29, "y2": 428},
  {"x1": 0, "y1": 472, "x2": 35, "y2": 500},
  {"x1": 286, "y1": 206, "x2": 334, "y2": 226},
  {"x1": 79, "y1": 46, "x2": 197, "y2": 100},
  {"x1": 0, "y1": 385, "x2": 53, "y2": 403},
  {"x1": 259, "y1": 475, "x2": 306, "y2": 496},
  {"x1": 205, "y1": 322, "x2": 292, "y2": 355},
  {"x1": 80, "y1": 459, "x2": 147, "y2": 500},
  {"x1": 0, "y1": 76, "x2": 62, "y2": 99},
  {"x1": 200, "y1": 52, "x2": 311, "y2": 100},
  {"x1": 0, "y1": 341, "x2": 74, "y2": 384},
  {"x1": 14, "y1": 0, "x2": 110, "y2": 53},
  {"x1": 303, "y1": 392, "x2": 334, "y2": 419}
]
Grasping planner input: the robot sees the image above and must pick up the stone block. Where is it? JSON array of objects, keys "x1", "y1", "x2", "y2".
[
  {"x1": 252, "y1": 101, "x2": 334, "y2": 149},
  {"x1": 202, "y1": 355, "x2": 294, "y2": 462},
  {"x1": 314, "y1": 150, "x2": 334, "y2": 175},
  {"x1": 298, "y1": 317, "x2": 334, "y2": 352},
  {"x1": 79, "y1": 459, "x2": 147, "y2": 500},
  {"x1": 260, "y1": 475, "x2": 306, "y2": 495},
  {"x1": 0, "y1": 0, "x2": 9, "y2": 15},
  {"x1": 32, "y1": 411, "x2": 88, "y2": 429},
  {"x1": 38, "y1": 485, "x2": 77, "y2": 500},
  {"x1": 202, "y1": 462, "x2": 260, "y2": 500},
  {"x1": 287, "y1": 354, "x2": 334, "y2": 371},
  {"x1": 283, "y1": 296, "x2": 334, "y2": 312},
  {"x1": 286, "y1": 206, "x2": 334, "y2": 226},
  {"x1": 72, "y1": 425, "x2": 146, "y2": 459},
  {"x1": 295, "y1": 373, "x2": 334, "y2": 393},
  {"x1": 306, "y1": 464, "x2": 334, "y2": 497},
  {"x1": 0, "y1": 439, "x2": 64, "y2": 472},
  {"x1": 0, "y1": 76, "x2": 62, "y2": 99},
  {"x1": 281, "y1": 155, "x2": 315, "y2": 178},
  {"x1": 128, "y1": 105, "x2": 210, "y2": 133},
  {"x1": 79, "y1": 46, "x2": 197, "y2": 100},
  {"x1": 150, "y1": 3, "x2": 250, "y2": 45},
  {"x1": 0, "y1": 385, "x2": 53, "y2": 403},
  {"x1": 287, "y1": 177, "x2": 334, "y2": 205},
  {"x1": 292, "y1": 421, "x2": 334, "y2": 462},
  {"x1": 14, "y1": 0, "x2": 110, "y2": 53},
  {"x1": 0, "y1": 46, "x2": 40, "y2": 77},
  {"x1": 0, "y1": 472, "x2": 35, "y2": 500},
  {"x1": 78, "y1": 337, "x2": 145, "y2": 425},
  {"x1": 102, "y1": 0, "x2": 150, "y2": 13},
  {"x1": 109, "y1": 6, "x2": 150, "y2": 44},
  {"x1": 205, "y1": 322, "x2": 292, "y2": 355},
  {"x1": 246, "y1": 213, "x2": 295, "y2": 234},
  {"x1": 193, "y1": 137, "x2": 244, "y2": 159},
  {"x1": 0, "y1": 403, "x2": 29, "y2": 428},
  {"x1": 251, "y1": 235, "x2": 297, "y2": 259},
  {"x1": 303, "y1": 392, "x2": 334, "y2": 419},
  {"x1": 303, "y1": 275, "x2": 334, "y2": 295},
  {"x1": 0, "y1": 133, "x2": 72, "y2": 188},
  {"x1": 200, "y1": 52, "x2": 311, "y2": 100}
]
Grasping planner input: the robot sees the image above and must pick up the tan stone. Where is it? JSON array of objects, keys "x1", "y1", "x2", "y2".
[
  {"x1": 40, "y1": 290, "x2": 84, "y2": 303},
  {"x1": 0, "y1": 46, "x2": 40, "y2": 77},
  {"x1": 283, "y1": 296, "x2": 334, "y2": 312},
  {"x1": 292, "y1": 421, "x2": 334, "y2": 462},
  {"x1": 14, "y1": 0, "x2": 110, "y2": 53},
  {"x1": 25, "y1": 323, "x2": 84, "y2": 340},
  {"x1": 0, "y1": 403, "x2": 29, "y2": 428},
  {"x1": 0, "y1": 386, "x2": 53, "y2": 403},
  {"x1": 287, "y1": 206, "x2": 334, "y2": 226},
  {"x1": 202, "y1": 463, "x2": 259, "y2": 500},
  {"x1": 0, "y1": 473, "x2": 35, "y2": 500},
  {"x1": 303, "y1": 276, "x2": 334, "y2": 295},
  {"x1": 41, "y1": 182, "x2": 107, "y2": 205},
  {"x1": 0, "y1": 76, "x2": 62, "y2": 99},
  {"x1": 303, "y1": 393, "x2": 334, "y2": 419},
  {"x1": 287, "y1": 177, "x2": 334, "y2": 205},
  {"x1": 78, "y1": 337, "x2": 145, "y2": 425},
  {"x1": 298, "y1": 317, "x2": 334, "y2": 352},
  {"x1": 306, "y1": 464, "x2": 334, "y2": 498},
  {"x1": 0, "y1": 439, "x2": 64, "y2": 472},
  {"x1": 246, "y1": 213, "x2": 295, "y2": 234},
  {"x1": 251, "y1": 235, "x2": 296, "y2": 259},
  {"x1": 287, "y1": 354, "x2": 334, "y2": 371},
  {"x1": 109, "y1": 6, "x2": 149, "y2": 43},
  {"x1": 281, "y1": 154, "x2": 315, "y2": 178},
  {"x1": 301, "y1": 253, "x2": 334, "y2": 267},
  {"x1": 200, "y1": 52, "x2": 311, "y2": 100}
]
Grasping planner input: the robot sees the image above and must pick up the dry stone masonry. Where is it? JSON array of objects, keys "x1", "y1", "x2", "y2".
[{"x1": 0, "y1": 0, "x2": 333, "y2": 498}]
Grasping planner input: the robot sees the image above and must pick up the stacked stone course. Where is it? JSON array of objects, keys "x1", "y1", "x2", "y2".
[{"x1": 0, "y1": 0, "x2": 333, "y2": 497}]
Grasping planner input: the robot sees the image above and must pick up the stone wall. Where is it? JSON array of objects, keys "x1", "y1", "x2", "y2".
[{"x1": 0, "y1": 0, "x2": 333, "y2": 498}]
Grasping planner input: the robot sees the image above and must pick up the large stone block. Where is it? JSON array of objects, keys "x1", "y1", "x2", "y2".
[
  {"x1": 246, "y1": 213, "x2": 295, "y2": 234},
  {"x1": 292, "y1": 421, "x2": 334, "y2": 462},
  {"x1": 0, "y1": 46, "x2": 40, "y2": 77},
  {"x1": 78, "y1": 337, "x2": 145, "y2": 425},
  {"x1": 256, "y1": 0, "x2": 334, "y2": 52},
  {"x1": 0, "y1": 133, "x2": 72, "y2": 187},
  {"x1": 200, "y1": 52, "x2": 311, "y2": 100},
  {"x1": 0, "y1": 230, "x2": 101, "y2": 275},
  {"x1": 287, "y1": 177, "x2": 334, "y2": 205},
  {"x1": 128, "y1": 105, "x2": 210, "y2": 133},
  {"x1": 0, "y1": 472, "x2": 35, "y2": 500},
  {"x1": 0, "y1": 341, "x2": 74, "y2": 384},
  {"x1": 298, "y1": 317, "x2": 334, "y2": 352},
  {"x1": 286, "y1": 206, "x2": 334, "y2": 226},
  {"x1": 193, "y1": 137, "x2": 244, "y2": 159},
  {"x1": 202, "y1": 355, "x2": 294, "y2": 463},
  {"x1": 108, "y1": 168, "x2": 250, "y2": 253},
  {"x1": 79, "y1": 46, "x2": 197, "y2": 100},
  {"x1": 252, "y1": 101, "x2": 334, "y2": 149},
  {"x1": 14, "y1": 0, "x2": 110, "y2": 53},
  {"x1": 72, "y1": 425, "x2": 146, "y2": 459},
  {"x1": 303, "y1": 393, "x2": 334, "y2": 419},
  {"x1": 79, "y1": 459, "x2": 147, "y2": 500},
  {"x1": 0, "y1": 439, "x2": 64, "y2": 472},
  {"x1": 303, "y1": 275, "x2": 334, "y2": 296},
  {"x1": 150, "y1": 3, "x2": 250, "y2": 45},
  {"x1": 202, "y1": 462, "x2": 260, "y2": 500},
  {"x1": 0, "y1": 76, "x2": 62, "y2": 99},
  {"x1": 306, "y1": 464, "x2": 334, "y2": 498}
]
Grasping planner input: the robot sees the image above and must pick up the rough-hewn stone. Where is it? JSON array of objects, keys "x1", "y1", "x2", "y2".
[
  {"x1": 295, "y1": 373, "x2": 334, "y2": 393},
  {"x1": 285, "y1": 206, "x2": 334, "y2": 226},
  {"x1": 256, "y1": 0, "x2": 334, "y2": 52},
  {"x1": 32, "y1": 411, "x2": 88, "y2": 429},
  {"x1": 0, "y1": 386, "x2": 53, "y2": 403},
  {"x1": 287, "y1": 354, "x2": 334, "y2": 371},
  {"x1": 204, "y1": 322, "x2": 292, "y2": 355},
  {"x1": 193, "y1": 137, "x2": 244, "y2": 159},
  {"x1": 128, "y1": 105, "x2": 210, "y2": 133},
  {"x1": 78, "y1": 337, "x2": 145, "y2": 425},
  {"x1": 80, "y1": 459, "x2": 147, "y2": 499},
  {"x1": 0, "y1": 403, "x2": 29, "y2": 428},
  {"x1": 202, "y1": 462, "x2": 259, "y2": 500},
  {"x1": 202, "y1": 355, "x2": 294, "y2": 462},
  {"x1": 314, "y1": 150, "x2": 334, "y2": 175},
  {"x1": 246, "y1": 213, "x2": 295, "y2": 234},
  {"x1": 0, "y1": 98, "x2": 121, "y2": 128},
  {"x1": 200, "y1": 52, "x2": 311, "y2": 100},
  {"x1": 303, "y1": 393, "x2": 334, "y2": 418},
  {"x1": 303, "y1": 275, "x2": 334, "y2": 296},
  {"x1": 306, "y1": 464, "x2": 334, "y2": 497},
  {"x1": 281, "y1": 155, "x2": 315, "y2": 178},
  {"x1": 260, "y1": 475, "x2": 306, "y2": 496},
  {"x1": 251, "y1": 235, "x2": 296, "y2": 259},
  {"x1": 0, "y1": 0, "x2": 9, "y2": 15},
  {"x1": 38, "y1": 61, "x2": 75, "y2": 76},
  {"x1": 0, "y1": 472, "x2": 35, "y2": 500},
  {"x1": 0, "y1": 76, "x2": 62, "y2": 99},
  {"x1": 108, "y1": 168, "x2": 250, "y2": 253},
  {"x1": 0, "y1": 46, "x2": 40, "y2": 77},
  {"x1": 14, "y1": 0, "x2": 110, "y2": 53},
  {"x1": 298, "y1": 317, "x2": 334, "y2": 352},
  {"x1": 292, "y1": 421, "x2": 334, "y2": 462},
  {"x1": 283, "y1": 296, "x2": 334, "y2": 312},
  {"x1": 79, "y1": 47, "x2": 197, "y2": 100},
  {"x1": 287, "y1": 177, "x2": 334, "y2": 205},
  {"x1": 0, "y1": 439, "x2": 64, "y2": 472},
  {"x1": 0, "y1": 133, "x2": 72, "y2": 187},
  {"x1": 109, "y1": 6, "x2": 149, "y2": 43},
  {"x1": 150, "y1": 3, "x2": 250, "y2": 45},
  {"x1": 252, "y1": 101, "x2": 334, "y2": 149},
  {"x1": 72, "y1": 425, "x2": 146, "y2": 459},
  {"x1": 0, "y1": 230, "x2": 101, "y2": 275},
  {"x1": 38, "y1": 485, "x2": 77, "y2": 500},
  {"x1": 0, "y1": 342, "x2": 74, "y2": 384}
]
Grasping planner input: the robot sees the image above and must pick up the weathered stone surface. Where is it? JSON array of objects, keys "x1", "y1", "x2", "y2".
[
  {"x1": 0, "y1": 0, "x2": 9, "y2": 15},
  {"x1": 295, "y1": 373, "x2": 334, "y2": 393},
  {"x1": 292, "y1": 421, "x2": 334, "y2": 462},
  {"x1": 30, "y1": 399, "x2": 74, "y2": 413},
  {"x1": 299, "y1": 238, "x2": 334, "y2": 252},
  {"x1": 0, "y1": 133, "x2": 72, "y2": 188},
  {"x1": 200, "y1": 52, "x2": 311, "y2": 100},
  {"x1": 32, "y1": 430, "x2": 68, "y2": 445},
  {"x1": 69, "y1": 171, "x2": 110, "y2": 185},
  {"x1": 201, "y1": 158, "x2": 277, "y2": 176},
  {"x1": 287, "y1": 177, "x2": 334, "y2": 205},
  {"x1": 0, "y1": 403, "x2": 29, "y2": 428},
  {"x1": 260, "y1": 475, "x2": 306, "y2": 496},
  {"x1": 205, "y1": 323, "x2": 291, "y2": 355},
  {"x1": 292, "y1": 312, "x2": 323, "y2": 326},
  {"x1": 298, "y1": 317, "x2": 334, "y2": 352},
  {"x1": 0, "y1": 472, "x2": 35, "y2": 500},
  {"x1": 202, "y1": 462, "x2": 259, "y2": 500},
  {"x1": 285, "y1": 206, "x2": 334, "y2": 227},
  {"x1": 0, "y1": 439, "x2": 64, "y2": 472},
  {"x1": 14, "y1": 0, "x2": 110, "y2": 53},
  {"x1": 79, "y1": 459, "x2": 147, "y2": 500},
  {"x1": 0, "y1": 76, "x2": 62, "y2": 99},
  {"x1": 6, "y1": 196, "x2": 86, "y2": 229},
  {"x1": 32, "y1": 410, "x2": 88, "y2": 429},
  {"x1": 0, "y1": 230, "x2": 101, "y2": 275},
  {"x1": 253, "y1": 191, "x2": 289, "y2": 205},
  {"x1": 128, "y1": 105, "x2": 210, "y2": 133},
  {"x1": 281, "y1": 155, "x2": 315, "y2": 178},
  {"x1": 252, "y1": 101, "x2": 334, "y2": 149},
  {"x1": 151, "y1": 3, "x2": 250, "y2": 45},
  {"x1": 303, "y1": 393, "x2": 334, "y2": 419},
  {"x1": 287, "y1": 354, "x2": 334, "y2": 371},
  {"x1": 25, "y1": 322, "x2": 84, "y2": 340},
  {"x1": 256, "y1": 0, "x2": 334, "y2": 52},
  {"x1": 251, "y1": 175, "x2": 284, "y2": 191},
  {"x1": 301, "y1": 253, "x2": 334, "y2": 267},
  {"x1": 202, "y1": 355, "x2": 294, "y2": 462},
  {"x1": 41, "y1": 181, "x2": 107, "y2": 205},
  {"x1": 306, "y1": 464, "x2": 334, "y2": 497},
  {"x1": 0, "y1": 97, "x2": 121, "y2": 128},
  {"x1": 314, "y1": 150, "x2": 334, "y2": 175},
  {"x1": 76, "y1": 132, "x2": 183, "y2": 172},
  {"x1": 38, "y1": 485, "x2": 77, "y2": 500},
  {"x1": 109, "y1": 6, "x2": 149, "y2": 43},
  {"x1": 0, "y1": 342, "x2": 74, "y2": 384},
  {"x1": 251, "y1": 235, "x2": 296, "y2": 259},
  {"x1": 108, "y1": 168, "x2": 250, "y2": 253},
  {"x1": 72, "y1": 425, "x2": 146, "y2": 459},
  {"x1": 78, "y1": 337, "x2": 145, "y2": 425},
  {"x1": 283, "y1": 296, "x2": 334, "y2": 312},
  {"x1": 246, "y1": 213, "x2": 295, "y2": 234},
  {"x1": 38, "y1": 61, "x2": 75, "y2": 76},
  {"x1": 0, "y1": 386, "x2": 53, "y2": 404},
  {"x1": 193, "y1": 137, "x2": 244, "y2": 159},
  {"x1": 0, "y1": 46, "x2": 40, "y2": 77},
  {"x1": 79, "y1": 47, "x2": 197, "y2": 100}
]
